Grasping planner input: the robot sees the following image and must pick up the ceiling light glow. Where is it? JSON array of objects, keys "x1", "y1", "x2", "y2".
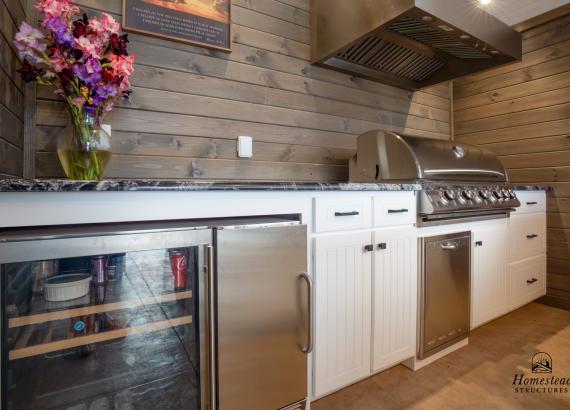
[{"x1": 480, "y1": 0, "x2": 491, "y2": 5}]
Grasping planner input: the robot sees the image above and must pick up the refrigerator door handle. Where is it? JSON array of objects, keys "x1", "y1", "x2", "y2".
[
  {"x1": 206, "y1": 245, "x2": 217, "y2": 410},
  {"x1": 299, "y1": 272, "x2": 314, "y2": 354}
]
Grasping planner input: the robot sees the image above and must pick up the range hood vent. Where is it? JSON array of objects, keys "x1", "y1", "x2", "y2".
[{"x1": 312, "y1": 0, "x2": 522, "y2": 90}]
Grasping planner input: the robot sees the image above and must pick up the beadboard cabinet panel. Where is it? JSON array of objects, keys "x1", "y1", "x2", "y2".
[
  {"x1": 454, "y1": 10, "x2": 570, "y2": 311},
  {"x1": 372, "y1": 227, "x2": 417, "y2": 373},
  {"x1": 31, "y1": 0, "x2": 451, "y2": 181},
  {"x1": 314, "y1": 232, "x2": 372, "y2": 398}
]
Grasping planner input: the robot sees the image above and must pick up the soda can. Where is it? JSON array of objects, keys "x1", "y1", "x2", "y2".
[
  {"x1": 90, "y1": 256, "x2": 108, "y2": 285},
  {"x1": 169, "y1": 250, "x2": 187, "y2": 291},
  {"x1": 31, "y1": 260, "x2": 58, "y2": 293},
  {"x1": 107, "y1": 254, "x2": 125, "y2": 281}
]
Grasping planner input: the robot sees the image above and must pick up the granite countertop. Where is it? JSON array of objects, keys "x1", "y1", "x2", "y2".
[
  {"x1": 0, "y1": 179, "x2": 422, "y2": 192},
  {"x1": 0, "y1": 179, "x2": 551, "y2": 193}
]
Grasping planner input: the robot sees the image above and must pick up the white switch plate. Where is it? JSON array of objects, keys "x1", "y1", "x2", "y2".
[{"x1": 237, "y1": 136, "x2": 253, "y2": 158}]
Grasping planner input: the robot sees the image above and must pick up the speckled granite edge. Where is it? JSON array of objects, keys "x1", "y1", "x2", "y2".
[
  {"x1": 511, "y1": 185, "x2": 552, "y2": 191},
  {"x1": 0, "y1": 179, "x2": 422, "y2": 192}
]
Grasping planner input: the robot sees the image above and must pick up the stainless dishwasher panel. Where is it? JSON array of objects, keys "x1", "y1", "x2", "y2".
[
  {"x1": 215, "y1": 222, "x2": 309, "y2": 410},
  {"x1": 419, "y1": 232, "x2": 471, "y2": 359}
]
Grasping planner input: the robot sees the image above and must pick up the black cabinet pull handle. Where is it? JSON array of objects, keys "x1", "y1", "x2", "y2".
[
  {"x1": 378, "y1": 243, "x2": 387, "y2": 250},
  {"x1": 364, "y1": 244, "x2": 374, "y2": 252},
  {"x1": 475, "y1": 241, "x2": 483, "y2": 247},
  {"x1": 335, "y1": 211, "x2": 359, "y2": 217},
  {"x1": 527, "y1": 278, "x2": 538, "y2": 284},
  {"x1": 527, "y1": 234, "x2": 538, "y2": 239},
  {"x1": 388, "y1": 209, "x2": 409, "y2": 214},
  {"x1": 526, "y1": 202, "x2": 538, "y2": 205}
]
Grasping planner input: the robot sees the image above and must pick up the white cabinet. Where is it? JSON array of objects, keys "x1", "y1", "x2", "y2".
[
  {"x1": 507, "y1": 191, "x2": 547, "y2": 311},
  {"x1": 471, "y1": 221, "x2": 509, "y2": 329},
  {"x1": 372, "y1": 226, "x2": 417, "y2": 372},
  {"x1": 313, "y1": 232, "x2": 373, "y2": 397},
  {"x1": 509, "y1": 213, "x2": 546, "y2": 262},
  {"x1": 509, "y1": 255, "x2": 547, "y2": 311}
]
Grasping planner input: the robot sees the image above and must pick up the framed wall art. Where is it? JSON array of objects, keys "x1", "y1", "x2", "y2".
[{"x1": 122, "y1": 0, "x2": 231, "y2": 52}]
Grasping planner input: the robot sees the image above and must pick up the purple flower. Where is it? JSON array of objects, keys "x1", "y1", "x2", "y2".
[
  {"x1": 72, "y1": 57, "x2": 102, "y2": 87},
  {"x1": 42, "y1": 16, "x2": 74, "y2": 48},
  {"x1": 14, "y1": 22, "x2": 46, "y2": 64},
  {"x1": 92, "y1": 83, "x2": 117, "y2": 107}
]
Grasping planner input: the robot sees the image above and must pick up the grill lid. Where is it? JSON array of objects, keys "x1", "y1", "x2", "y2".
[{"x1": 349, "y1": 130, "x2": 508, "y2": 183}]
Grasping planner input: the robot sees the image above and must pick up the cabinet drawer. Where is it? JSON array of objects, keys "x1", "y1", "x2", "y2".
[
  {"x1": 509, "y1": 255, "x2": 546, "y2": 311},
  {"x1": 373, "y1": 192, "x2": 416, "y2": 227},
  {"x1": 509, "y1": 213, "x2": 546, "y2": 262},
  {"x1": 313, "y1": 197, "x2": 372, "y2": 233},
  {"x1": 513, "y1": 191, "x2": 546, "y2": 214}
]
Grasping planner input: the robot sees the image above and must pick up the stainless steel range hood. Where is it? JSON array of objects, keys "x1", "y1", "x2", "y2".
[{"x1": 311, "y1": 0, "x2": 522, "y2": 90}]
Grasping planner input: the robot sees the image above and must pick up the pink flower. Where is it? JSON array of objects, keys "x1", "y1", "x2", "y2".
[
  {"x1": 49, "y1": 49, "x2": 68, "y2": 72},
  {"x1": 89, "y1": 13, "x2": 120, "y2": 35},
  {"x1": 119, "y1": 77, "x2": 131, "y2": 94},
  {"x1": 72, "y1": 96, "x2": 86, "y2": 108},
  {"x1": 110, "y1": 54, "x2": 135, "y2": 77},
  {"x1": 36, "y1": 0, "x2": 79, "y2": 19},
  {"x1": 75, "y1": 35, "x2": 101, "y2": 58}
]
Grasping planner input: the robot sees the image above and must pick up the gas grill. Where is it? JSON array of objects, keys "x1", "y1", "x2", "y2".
[{"x1": 349, "y1": 130, "x2": 520, "y2": 226}]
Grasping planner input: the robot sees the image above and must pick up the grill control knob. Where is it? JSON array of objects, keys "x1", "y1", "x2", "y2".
[
  {"x1": 444, "y1": 190, "x2": 457, "y2": 201},
  {"x1": 501, "y1": 189, "x2": 510, "y2": 199},
  {"x1": 479, "y1": 190, "x2": 489, "y2": 200},
  {"x1": 508, "y1": 190, "x2": 516, "y2": 199},
  {"x1": 493, "y1": 190, "x2": 503, "y2": 200},
  {"x1": 462, "y1": 190, "x2": 474, "y2": 200}
]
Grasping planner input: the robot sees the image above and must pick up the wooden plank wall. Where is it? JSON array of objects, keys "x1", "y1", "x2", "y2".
[
  {"x1": 454, "y1": 11, "x2": 570, "y2": 310},
  {"x1": 0, "y1": 0, "x2": 25, "y2": 178},
  {"x1": 33, "y1": 0, "x2": 451, "y2": 181}
]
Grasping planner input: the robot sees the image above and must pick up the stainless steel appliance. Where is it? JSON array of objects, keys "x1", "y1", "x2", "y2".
[
  {"x1": 0, "y1": 221, "x2": 214, "y2": 410},
  {"x1": 0, "y1": 217, "x2": 310, "y2": 410},
  {"x1": 312, "y1": 0, "x2": 522, "y2": 90},
  {"x1": 212, "y1": 218, "x2": 310, "y2": 410},
  {"x1": 419, "y1": 232, "x2": 471, "y2": 359},
  {"x1": 349, "y1": 130, "x2": 521, "y2": 226}
]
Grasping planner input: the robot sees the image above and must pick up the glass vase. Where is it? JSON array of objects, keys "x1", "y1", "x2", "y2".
[{"x1": 57, "y1": 106, "x2": 112, "y2": 180}]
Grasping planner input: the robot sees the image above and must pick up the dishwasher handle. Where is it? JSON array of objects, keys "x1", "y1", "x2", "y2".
[
  {"x1": 299, "y1": 272, "x2": 314, "y2": 354},
  {"x1": 440, "y1": 242, "x2": 459, "y2": 250}
]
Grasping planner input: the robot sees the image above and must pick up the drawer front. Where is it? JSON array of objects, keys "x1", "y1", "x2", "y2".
[
  {"x1": 513, "y1": 191, "x2": 546, "y2": 214},
  {"x1": 313, "y1": 197, "x2": 372, "y2": 233},
  {"x1": 373, "y1": 192, "x2": 416, "y2": 227},
  {"x1": 509, "y1": 213, "x2": 546, "y2": 262},
  {"x1": 509, "y1": 255, "x2": 546, "y2": 311}
]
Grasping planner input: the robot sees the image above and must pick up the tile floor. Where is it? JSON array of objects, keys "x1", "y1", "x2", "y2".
[{"x1": 312, "y1": 303, "x2": 570, "y2": 409}]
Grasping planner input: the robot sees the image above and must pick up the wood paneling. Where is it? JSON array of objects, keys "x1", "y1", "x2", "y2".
[
  {"x1": 32, "y1": 0, "x2": 451, "y2": 181},
  {"x1": 453, "y1": 10, "x2": 570, "y2": 310},
  {"x1": 0, "y1": 0, "x2": 24, "y2": 177}
]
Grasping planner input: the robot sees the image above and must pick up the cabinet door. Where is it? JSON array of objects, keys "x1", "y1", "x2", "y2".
[
  {"x1": 372, "y1": 227, "x2": 417, "y2": 372},
  {"x1": 314, "y1": 232, "x2": 372, "y2": 398},
  {"x1": 471, "y1": 223, "x2": 508, "y2": 329},
  {"x1": 509, "y1": 255, "x2": 547, "y2": 311}
]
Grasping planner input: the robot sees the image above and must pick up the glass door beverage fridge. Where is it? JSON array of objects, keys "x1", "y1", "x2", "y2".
[{"x1": 0, "y1": 222, "x2": 214, "y2": 410}]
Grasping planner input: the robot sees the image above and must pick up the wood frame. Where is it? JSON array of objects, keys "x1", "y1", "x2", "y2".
[
  {"x1": 121, "y1": 0, "x2": 232, "y2": 53},
  {"x1": 9, "y1": 315, "x2": 193, "y2": 360},
  {"x1": 8, "y1": 290, "x2": 193, "y2": 328}
]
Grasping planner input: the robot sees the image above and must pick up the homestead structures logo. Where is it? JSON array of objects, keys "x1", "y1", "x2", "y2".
[
  {"x1": 532, "y1": 352, "x2": 553, "y2": 373},
  {"x1": 513, "y1": 352, "x2": 569, "y2": 394}
]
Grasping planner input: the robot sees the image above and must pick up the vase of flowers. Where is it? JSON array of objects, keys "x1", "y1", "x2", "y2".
[{"x1": 14, "y1": 0, "x2": 134, "y2": 180}]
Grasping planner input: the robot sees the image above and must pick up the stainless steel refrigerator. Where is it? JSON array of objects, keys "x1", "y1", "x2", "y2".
[{"x1": 213, "y1": 218, "x2": 311, "y2": 410}]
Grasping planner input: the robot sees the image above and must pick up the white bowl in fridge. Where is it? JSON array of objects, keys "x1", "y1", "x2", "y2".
[{"x1": 43, "y1": 273, "x2": 92, "y2": 302}]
